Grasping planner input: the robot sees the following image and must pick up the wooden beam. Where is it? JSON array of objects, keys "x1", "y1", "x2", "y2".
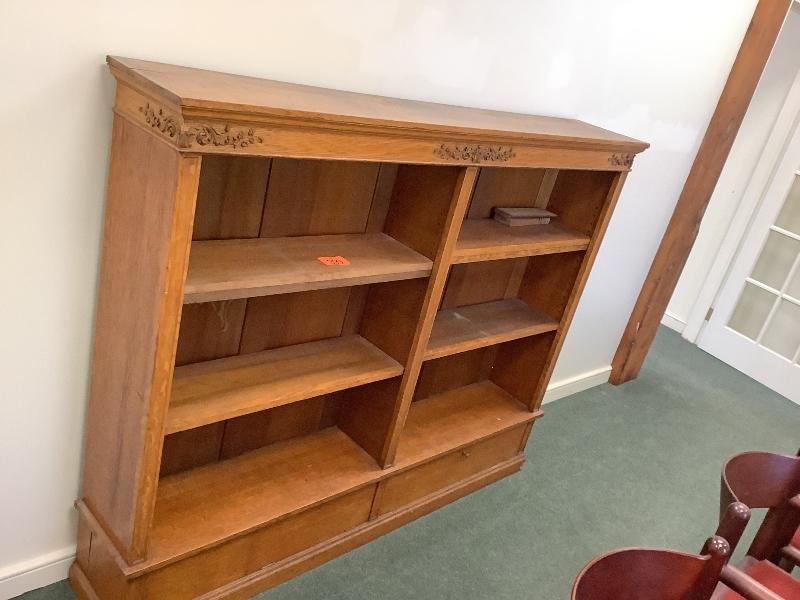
[{"x1": 610, "y1": 0, "x2": 791, "y2": 385}]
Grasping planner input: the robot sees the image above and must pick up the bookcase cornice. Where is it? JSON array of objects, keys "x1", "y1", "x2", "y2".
[{"x1": 109, "y1": 55, "x2": 648, "y2": 167}]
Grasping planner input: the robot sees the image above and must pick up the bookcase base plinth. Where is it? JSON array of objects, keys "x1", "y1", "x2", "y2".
[{"x1": 70, "y1": 455, "x2": 525, "y2": 600}]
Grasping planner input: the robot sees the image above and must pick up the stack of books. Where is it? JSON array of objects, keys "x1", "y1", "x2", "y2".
[{"x1": 492, "y1": 207, "x2": 557, "y2": 226}]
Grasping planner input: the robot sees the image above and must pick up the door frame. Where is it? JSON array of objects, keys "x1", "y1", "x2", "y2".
[
  {"x1": 610, "y1": 0, "x2": 793, "y2": 384},
  {"x1": 695, "y1": 97, "x2": 800, "y2": 403},
  {"x1": 682, "y1": 65, "x2": 800, "y2": 342}
]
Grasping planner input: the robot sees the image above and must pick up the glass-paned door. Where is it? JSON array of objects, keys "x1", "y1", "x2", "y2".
[{"x1": 698, "y1": 119, "x2": 800, "y2": 404}]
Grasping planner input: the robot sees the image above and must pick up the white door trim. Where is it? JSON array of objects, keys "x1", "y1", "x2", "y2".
[
  {"x1": 696, "y1": 95, "x2": 800, "y2": 404},
  {"x1": 683, "y1": 66, "x2": 800, "y2": 342}
]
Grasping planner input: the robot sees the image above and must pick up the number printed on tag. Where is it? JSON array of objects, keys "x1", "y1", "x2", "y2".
[{"x1": 317, "y1": 255, "x2": 350, "y2": 266}]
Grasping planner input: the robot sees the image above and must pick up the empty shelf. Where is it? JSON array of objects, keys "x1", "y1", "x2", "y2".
[
  {"x1": 453, "y1": 219, "x2": 590, "y2": 263},
  {"x1": 184, "y1": 233, "x2": 433, "y2": 303},
  {"x1": 150, "y1": 382, "x2": 538, "y2": 567},
  {"x1": 425, "y1": 299, "x2": 559, "y2": 360},
  {"x1": 150, "y1": 427, "x2": 381, "y2": 565},
  {"x1": 394, "y1": 381, "x2": 540, "y2": 468},
  {"x1": 167, "y1": 335, "x2": 403, "y2": 434}
]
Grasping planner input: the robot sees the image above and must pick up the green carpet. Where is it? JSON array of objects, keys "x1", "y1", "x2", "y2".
[{"x1": 17, "y1": 328, "x2": 800, "y2": 600}]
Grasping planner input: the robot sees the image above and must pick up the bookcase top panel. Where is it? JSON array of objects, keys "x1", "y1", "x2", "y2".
[{"x1": 108, "y1": 56, "x2": 648, "y2": 153}]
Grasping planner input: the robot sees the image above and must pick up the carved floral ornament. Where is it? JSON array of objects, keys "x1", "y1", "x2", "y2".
[
  {"x1": 609, "y1": 153, "x2": 634, "y2": 168},
  {"x1": 434, "y1": 143, "x2": 515, "y2": 163},
  {"x1": 138, "y1": 103, "x2": 263, "y2": 150}
]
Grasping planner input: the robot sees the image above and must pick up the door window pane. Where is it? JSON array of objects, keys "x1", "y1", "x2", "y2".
[
  {"x1": 787, "y1": 267, "x2": 800, "y2": 302},
  {"x1": 750, "y1": 231, "x2": 799, "y2": 290},
  {"x1": 776, "y1": 175, "x2": 800, "y2": 235},
  {"x1": 761, "y1": 300, "x2": 800, "y2": 359},
  {"x1": 728, "y1": 282, "x2": 777, "y2": 340}
]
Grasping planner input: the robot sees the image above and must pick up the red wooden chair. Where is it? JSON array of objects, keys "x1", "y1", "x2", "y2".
[
  {"x1": 721, "y1": 450, "x2": 800, "y2": 574},
  {"x1": 572, "y1": 503, "x2": 790, "y2": 600}
]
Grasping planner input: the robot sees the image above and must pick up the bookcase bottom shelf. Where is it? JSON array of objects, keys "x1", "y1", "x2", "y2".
[
  {"x1": 149, "y1": 426, "x2": 381, "y2": 564},
  {"x1": 72, "y1": 379, "x2": 541, "y2": 598},
  {"x1": 107, "y1": 380, "x2": 540, "y2": 577}
]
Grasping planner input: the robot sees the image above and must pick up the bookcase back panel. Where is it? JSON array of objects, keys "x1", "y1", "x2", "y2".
[
  {"x1": 441, "y1": 259, "x2": 527, "y2": 309},
  {"x1": 548, "y1": 170, "x2": 617, "y2": 236},
  {"x1": 261, "y1": 159, "x2": 384, "y2": 237},
  {"x1": 467, "y1": 167, "x2": 550, "y2": 218},
  {"x1": 491, "y1": 332, "x2": 558, "y2": 408},
  {"x1": 518, "y1": 251, "x2": 586, "y2": 321},
  {"x1": 175, "y1": 288, "x2": 355, "y2": 366},
  {"x1": 219, "y1": 393, "x2": 342, "y2": 460},
  {"x1": 414, "y1": 333, "x2": 557, "y2": 410},
  {"x1": 414, "y1": 348, "x2": 495, "y2": 401},
  {"x1": 160, "y1": 393, "x2": 343, "y2": 476},
  {"x1": 239, "y1": 288, "x2": 353, "y2": 353},
  {"x1": 192, "y1": 157, "x2": 399, "y2": 241},
  {"x1": 160, "y1": 423, "x2": 225, "y2": 477},
  {"x1": 193, "y1": 156, "x2": 270, "y2": 241},
  {"x1": 175, "y1": 300, "x2": 248, "y2": 366}
]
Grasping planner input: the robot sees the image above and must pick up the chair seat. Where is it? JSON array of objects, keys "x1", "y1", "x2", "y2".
[{"x1": 713, "y1": 556, "x2": 800, "y2": 599}]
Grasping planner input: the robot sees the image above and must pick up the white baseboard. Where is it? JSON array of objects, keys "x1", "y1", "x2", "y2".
[
  {"x1": 0, "y1": 546, "x2": 75, "y2": 600},
  {"x1": 542, "y1": 365, "x2": 611, "y2": 405},
  {"x1": 0, "y1": 368, "x2": 611, "y2": 599},
  {"x1": 661, "y1": 310, "x2": 687, "y2": 334}
]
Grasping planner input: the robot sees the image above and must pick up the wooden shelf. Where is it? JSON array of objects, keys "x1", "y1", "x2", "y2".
[
  {"x1": 150, "y1": 426, "x2": 381, "y2": 564},
  {"x1": 394, "y1": 381, "x2": 539, "y2": 468},
  {"x1": 150, "y1": 380, "x2": 539, "y2": 566},
  {"x1": 453, "y1": 219, "x2": 590, "y2": 264},
  {"x1": 184, "y1": 233, "x2": 433, "y2": 303},
  {"x1": 425, "y1": 299, "x2": 559, "y2": 360},
  {"x1": 167, "y1": 335, "x2": 403, "y2": 434}
]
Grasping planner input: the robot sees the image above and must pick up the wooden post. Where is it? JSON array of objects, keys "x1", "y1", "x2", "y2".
[{"x1": 610, "y1": 0, "x2": 791, "y2": 385}]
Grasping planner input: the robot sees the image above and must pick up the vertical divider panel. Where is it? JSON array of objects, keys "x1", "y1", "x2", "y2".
[
  {"x1": 378, "y1": 167, "x2": 479, "y2": 467},
  {"x1": 81, "y1": 115, "x2": 201, "y2": 562},
  {"x1": 492, "y1": 172, "x2": 628, "y2": 411}
]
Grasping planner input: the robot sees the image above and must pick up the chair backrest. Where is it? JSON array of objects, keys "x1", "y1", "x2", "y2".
[
  {"x1": 571, "y1": 537, "x2": 730, "y2": 600},
  {"x1": 721, "y1": 451, "x2": 800, "y2": 510},
  {"x1": 572, "y1": 503, "x2": 752, "y2": 600},
  {"x1": 721, "y1": 451, "x2": 800, "y2": 561}
]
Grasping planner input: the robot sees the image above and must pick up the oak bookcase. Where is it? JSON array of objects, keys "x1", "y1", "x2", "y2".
[{"x1": 70, "y1": 56, "x2": 648, "y2": 600}]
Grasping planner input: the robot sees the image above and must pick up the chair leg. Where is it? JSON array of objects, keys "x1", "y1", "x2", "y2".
[
  {"x1": 777, "y1": 556, "x2": 794, "y2": 572},
  {"x1": 778, "y1": 543, "x2": 799, "y2": 573}
]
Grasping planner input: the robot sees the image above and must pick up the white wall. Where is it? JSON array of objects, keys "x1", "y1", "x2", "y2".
[
  {"x1": 0, "y1": 0, "x2": 757, "y2": 595},
  {"x1": 666, "y1": 5, "x2": 800, "y2": 335}
]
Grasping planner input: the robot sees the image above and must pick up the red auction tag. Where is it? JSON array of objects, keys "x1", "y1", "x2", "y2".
[{"x1": 317, "y1": 255, "x2": 350, "y2": 266}]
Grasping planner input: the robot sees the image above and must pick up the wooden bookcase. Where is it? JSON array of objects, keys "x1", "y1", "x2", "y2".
[{"x1": 70, "y1": 56, "x2": 647, "y2": 600}]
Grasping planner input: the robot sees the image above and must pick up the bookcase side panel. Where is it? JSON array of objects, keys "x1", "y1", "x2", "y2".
[{"x1": 81, "y1": 114, "x2": 200, "y2": 561}]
